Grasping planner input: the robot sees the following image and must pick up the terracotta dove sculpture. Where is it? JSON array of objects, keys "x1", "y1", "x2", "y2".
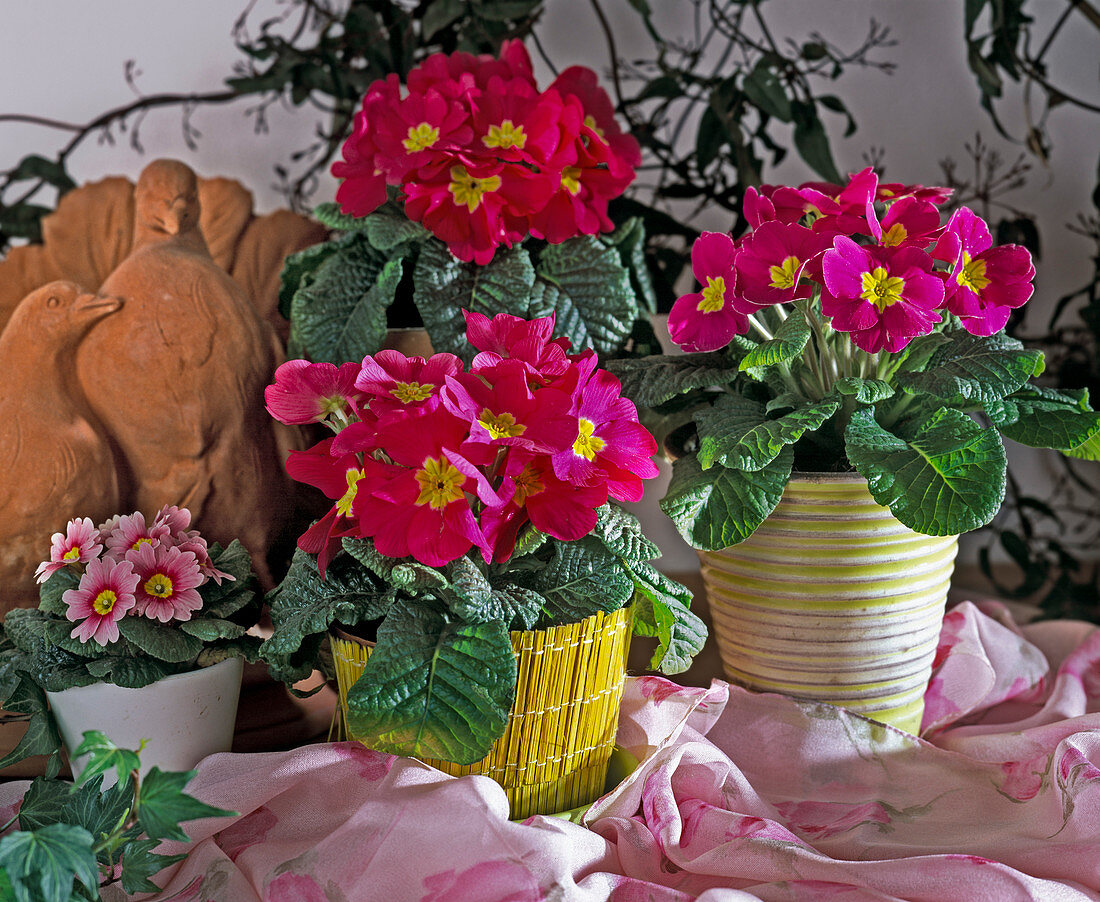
[
  {"x1": 0, "y1": 281, "x2": 122, "y2": 614},
  {"x1": 75, "y1": 159, "x2": 290, "y2": 587}
]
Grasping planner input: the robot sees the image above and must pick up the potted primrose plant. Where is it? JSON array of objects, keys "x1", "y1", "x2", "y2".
[
  {"x1": 0, "y1": 506, "x2": 261, "y2": 776},
  {"x1": 608, "y1": 167, "x2": 1100, "y2": 734},
  {"x1": 279, "y1": 39, "x2": 660, "y2": 370},
  {"x1": 261, "y1": 310, "x2": 704, "y2": 819}
]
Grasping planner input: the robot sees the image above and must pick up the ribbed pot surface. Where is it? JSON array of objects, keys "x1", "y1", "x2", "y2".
[{"x1": 699, "y1": 473, "x2": 957, "y2": 733}]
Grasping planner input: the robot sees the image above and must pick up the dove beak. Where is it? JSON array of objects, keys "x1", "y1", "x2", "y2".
[{"x1": 78, "y1": 295, "x2": 123, "y2": 317}]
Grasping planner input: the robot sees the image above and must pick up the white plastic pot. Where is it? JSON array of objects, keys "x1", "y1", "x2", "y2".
[{"x1": 46, "y1": 656, "x2": 244, "y2": 778}]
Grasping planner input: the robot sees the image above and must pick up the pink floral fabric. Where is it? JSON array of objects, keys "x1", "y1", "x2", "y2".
[{"x1": 6, "y1": 601, "x2": 1100, "y2": 901}]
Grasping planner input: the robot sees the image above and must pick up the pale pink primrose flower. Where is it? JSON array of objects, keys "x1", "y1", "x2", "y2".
[
  {"x1": 35, "y1": 517, "x2": 102, "y2": 583},
  {"x1": 128, "y1": 543, "x2": 205, "y2": 623},
  {"x1": 103, "y1": 511, "x2": 171, "y2": 560},
  {"x1": 152, "y1": 504, "x2": 192, "y2": 538},
  {"x1": 64, "y1": 557, "x2": 139, "y2": 646}
]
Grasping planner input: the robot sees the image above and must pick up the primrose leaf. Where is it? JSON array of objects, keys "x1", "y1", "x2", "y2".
[
  {"x1": 739, "y1": 307, "x2": 810, "y2": 371},
  {"x1": 605, "y1": 352, "x2": 742, "y2": 408},
  {"x1": 627, "y1": 561, "x2": 706, "y2": 674},
  {"x1": 834, "y1": 376, "x2": 895, "y2": 404},
  {"x1": 895, "y1": 330, "x2": 1044, "y2": 404},
  {"x1": 845, "y1": 406, "x2": 1007, "y2": 535},
  {"x1": 590, "y1": 503, "x2": 660, "y2": 563},
  {"x1": 527, "y1": 538, "x2": 635, "y2": 625},
  {"x1": 116, "y1": 618, "x2": 204, "y2": 664},
  {"x1": 696, "y1": 394, "x2": 838, "y2": 471},
  {"x1": 986, "y1": 386, "x2": 1100, "y2": 460}
]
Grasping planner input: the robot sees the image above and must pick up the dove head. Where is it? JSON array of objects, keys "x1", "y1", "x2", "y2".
[
  {"x1": 134, "y1": 159, "x2": 201, "y2": 242},
  {"x1": 6, "y1": 281, "x2": 122, "y2": 350}
]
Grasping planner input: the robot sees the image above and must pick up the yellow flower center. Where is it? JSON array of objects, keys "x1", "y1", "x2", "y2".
[
  {"x1": 483, "y1": 119, "x2": 527, "y2": 150},
  {"x1": 956, "y1": 251, "x2": 991, "y2": 293},
  {"x1": 561, "y1": 167, "x2": 582, "y2": 196},
  {"x1": 415, "y1": 457, "x2": 467, "y2": 510},
  {"x1": 448, "y1": 166, "x2": 502, "y2": 212},
  {"x1": 573, "y1": 418, "x2": 606, "y2": 461},
  {"x1": 62, "y1": 547, "x2": 81, "y2": 562},
  {"x1": 860, "y1": 267, "x2": 906, "y2": 311},
  {"x1": 391, "y1": 381, "x2": 435, "y2": 404},
  {"x1": 583, "y1": 114, "x2": 606, "y2": 139},
  {"x1": 478, "y1": 409, "x2": 526, "y2": 439},
  {"x1": 882, "y1": 223, "x2": 908, "y2": 247},
  {"x1": 403, "y1": 122, "x2": 440, "y2": 153},
  {"x1": 513, "y1": 463, "x2": 546, "y2": 504},
  {"x1": 319, "y1": 395, "x2": 348, "y2": 416},
  {"x1": 144, "y1": 573, "x2": 174, "y2": 598},
  {"x1": 130, "y1": 537, "x2": 153, "y2": 552},
  {"x1": 697, "y1": 276, "x2": 727, "y2": 313},
  {"x1": 336, "y1": 468, "x2": 365, "y2": 517},
  {"x1": 92, "y1": 590, "x2": 118, "y2": 616},
  {"x1": 768, "y1": 256, "x2": 802, "y2": 290}
]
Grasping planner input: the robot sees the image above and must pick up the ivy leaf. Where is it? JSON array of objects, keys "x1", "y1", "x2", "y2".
[
  {"x1": 834, "y1": 376, "x2": 895, "y2": 404},
  {"x1": 627, "y1": 561, "x2": 706, "y2": 674},
  {"x1": 527, "y1": 538, "x2": 634, "y2": 625},
  {"x1": 0, "y1": 824, "x2": 98, "y2": 902},
  {"x1": 845, "y1": 406, "x2": 1007, "y2": 535},
  {"x1": 287, "y1": 234, "x2": 396, "y2": 363},
  {"x1": 137, "y1": 768, "x2": 236, "y2": 842},
  {"x1": 413, "y1": 240, "x2": 537, "y2": 361},
  {"x1": 605, "y1": 352, "x2": 741, "y2": 408},
  {"x1": 590, "y1": 503, "x2": 660, "y2": 563},
  {"x1": 344, "y1": 604, "x2": 515, "y2": 764},
  {"x1": 660, "y1": 446, "x2": 793, "y2": 551},
  {"x1": 118, "y1": 837, "x2": 187, "y2": 895},
  {"x1": 738, "y1": 306, "x2": 810, "y2": 370},
  {"x1": 986, "y1": 386, "x2": 1100, "y2": 460},
  {"x1": 73, "y1": 731, "x2": 142, "y2": 789},
  {"x1": 19, "y1": 775, "x2": 132, "y2": 858},
  {"x1": 695, "y1": 394, "x2": 839, "y2": 471},
  {"x1": 533, "y1": 236, "x2": 640, "y2": 356},
  {"x1": 117, "y1": 618, "x2": 204, "y2": 664},
  {"x1": 895, "y1": 330, "x2": 1045, "y2": 404}
]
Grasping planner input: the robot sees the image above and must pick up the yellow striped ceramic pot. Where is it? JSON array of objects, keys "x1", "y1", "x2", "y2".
[
  {"x1": 330, "y1": 604, "x2": 632, "y2": 820},
  {"x1": 699, "y1": 473, "x2": 957, "y2": 734}
]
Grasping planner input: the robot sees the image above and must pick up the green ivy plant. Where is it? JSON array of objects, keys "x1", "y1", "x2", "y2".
[
  {"x1": 0, "y1": 731, "x2": 233, "y2": 902},
  {"x1": 262, "y1": 505, "x2": 705, "y2": 763},
  {"x1": 281, "y1": 201, "x2": 660, "y2": 364}
]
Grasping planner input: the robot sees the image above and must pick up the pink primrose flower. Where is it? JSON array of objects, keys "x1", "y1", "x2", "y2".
[
  {"x1": 932, "y1": 206, "x2": 1035, "y2": 336},
  {"x1": 102, "y1": 511, "x2": 171, "y2": 561},
  {"x1": 821, "y1": 236, "x2": 944, "y2": 353},
  {"x1": 285, "y1": 439, "x2": 366, "y2": 576},
  {"x1": 548, "y1": 65, "x2": 642, "y2": 168},
  {"x1": 35, "y1": 517, "x2": 102, "y2": 583},
  {"x1": 152, "y1": 504, "x2": 192, "y2": 537},
  {"x1": 265, "y1": 359, "x2": 366, "y2": 426},
  {"x1": 331, "y1": 75, "x2": 400, "y2": 217},
  {"x1": 128, "y1": 542, "x2": 204, "y2": 623},
  {"x1": 406, "y1": 41, "x2": 536, "y2": 98},
  {"x1": 370, "y1": 87, "x2": 474, "y2": 183},
  {"x1": 868, "y1": 195, "x2": 945, "y2": 250},
  {"x1": 354, "y1": 350, "x2": 463, "y2": 419},
  {"x1": 799, "y1": 166, "x2": 879, "y2": 238},
  {"x1": 734, "y1": 220, "x2": 831, "y2": 308},
  {"x1": 464, "y1": 310, "x2": 572, "y2": 382},
  {"x1": 667, "y1": 231, "x2": 750, "y2": 353},
  {"x1": 64, "y1": 556, "x2": 139, "y2": 646},
  {"x1": 174, "y1": 529, "x2": 235, "y2": 586},
  {"x1": 876, "y1": 179, "x2": 952, "y2": 205}
]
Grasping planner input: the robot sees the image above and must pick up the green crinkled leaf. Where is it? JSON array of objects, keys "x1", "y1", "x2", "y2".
[
  {"x1": 311, "y1": 201, "x2": 370, "y2": 233},
  {"x1": 84, "y1": 656, "x2": 174, "y2": 689},
  {"x1": 178, "y1": 619, "x2": 248, "y2": 642},
  {"x1": 287, "y1": 234, "x2": 395, "y2": 363},
  {"x1": 696, "y1": 394, "x2": 839, "y2": 471},
  {"x1": 739, "y1": 308, "x2": 810, "y2": 371},
  {"x1": 342, "y1": 538, "x2": 448, "y2": 591},
  {"x1": 43, "y1": 619, "x2": 121, "y2": 659},
  {"x1": 118, "y1": 837, "x2": 187, "y2": 895},
  {"x1": 591, "y1": 504, "x2": 660, "y2": 563},
  {"x1": 116, "y1": 618, "x2": 204, "y2": 664},
  {"x1": 510, "y1": 523, "x2": 548, "y2": 559},
  {"x1": 278, "y1": 238, "x2": 343, "y2": 320},
  {"x1": 601, "y1": 217, "x2": 657, "y2": 314},
  {"x1": 627, "y1": 561, "x2": 706, "y2": 674},
  {"x1": 488, "y1": 586, "x2": 546, "y2": 631},
  {"x1": 986, "y1": 386, "x2": 1100, "y2": 460},
  {"x1": 533, "y1": 235, "x2": 640, "y2": 356},
  {"x1": 527, "y1": 538, "x2": 634, "y2": 625},
  {"x1": 263, "y1": 549, "x2": 393, "y2": 683},
  {"x1": 37, "y1": 569, "x2": 79, "y2": 616},
  {"x1": 195, "y1": 637, "x2": 262, "y2": 668},
  {"x1": 605, "y1": 352, "x2": 741, "y2": 408},
  {"x1": 660, "y1": 446, "x2": 794, "y2": 550},
  {"x1": 345, "y1": 605, "x2": 515, "y2": 764},
  {"x1": 0, "y1": 672, "x2": 61, "y2": 775},
  {"x1": 413, "y1": 239, "x2": 537, "y2": 361},
  {"x1": 2, "y1": 609, "x2": 51, "y2": 654},
  {"x1": 892, "y1": 331, "x2": 953, "y2": 375},
  {"x1": 199, "y1": 541, "x2": 260, "y2": 620},
  {"x1": 137, "y1": 768, "x2": 236, "y2": 842},
  {"x1": 895, "y1": 330, "x2": 1044, "y2": 404},
  {"x1": 845, "y1": 406, "x2": 1007, "y2": 535},
  {"x1": 834, "y1": 376, "x2": 895, "y2": 404},
  {"x1": 73, "y1": 731, "x2": 141, "y2": 789},
  {"x1": 364, "y1": 203, "x2": 430, "y2": 251},
  {"x1": 0, "y1": 823, "x2": 98, "y2": 902}
]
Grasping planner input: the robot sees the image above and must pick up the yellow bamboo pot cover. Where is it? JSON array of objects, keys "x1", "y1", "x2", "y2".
[
  {"x1": 330, "y1": 604, "x2": 633, "y2": 820},
  {"x1": 700, "y1": 473, "x2": 957, "y2": 734}
]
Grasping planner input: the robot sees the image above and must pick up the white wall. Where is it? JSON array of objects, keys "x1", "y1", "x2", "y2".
[{"x1": 2, "y1": 1, "x2": 1097, "y2": 576}]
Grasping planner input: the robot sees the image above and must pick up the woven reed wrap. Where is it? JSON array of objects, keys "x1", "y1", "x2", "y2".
[
  {"x1": 331, "y1": 605, "x2": 632, "y2": 819},
  {"x1": 700, "y1": 474, "x2": 957, "y2": 734}
]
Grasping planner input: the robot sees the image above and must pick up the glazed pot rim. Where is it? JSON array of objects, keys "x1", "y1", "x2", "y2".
[
  {"x1": 787, "y1": 470, "x2": 865, "y2": 483},
  {"x1": 44, "y1": 655, "x2": 243, "y2": 698}
]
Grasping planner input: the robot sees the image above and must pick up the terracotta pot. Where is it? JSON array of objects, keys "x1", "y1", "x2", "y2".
[
  {"x1": 330, "y1": 605, "x2": 633, "y2": 820},
  {"x1": 47, "y1": 657, "x2": 244, "y2": 780},
  {"x1": 699, "y1": 473, "x2": 957, "y2": 733}
]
